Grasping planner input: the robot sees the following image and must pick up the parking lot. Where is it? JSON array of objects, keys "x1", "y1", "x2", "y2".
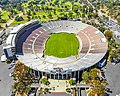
[
  {"x1": 0, "y1": 45, "x2": 14, "y2": 96},
  {"x1": 105, "y1": 63, "x2": 120, "y2": 96}
]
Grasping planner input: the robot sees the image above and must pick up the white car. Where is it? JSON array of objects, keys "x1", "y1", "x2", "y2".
[
  {"x1": 9, "y1": 72, "x2": 14, "y2": 77},
  {"x1": 0, "y1": 55, "x2": 6, "y2": 62}
]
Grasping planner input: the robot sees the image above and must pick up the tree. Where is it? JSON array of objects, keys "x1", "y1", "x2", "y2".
[
  {"x1": 82, "y1": 68, "x2": 108, "y2": 96},
  {"x1": 116, "y1": 16, "x2": 120, "y2": 24},
  {"x1": 82, "y1": 71, "x2": 89, "y2": 83},
  {"x1": 12, "y1": 61, "x2": 33, "y2": 95},
  {"x1": 66, "y1": 88, "x2": 71, "y2": 93},
  {"x1": 5, "y1": 59, "x2": 12, "y2": 64},
  {"x1": 110, "y1": 49, "x2": 119, "y2": 60},
  {"x1": 72, "y1": 5, "x2": 78, "y2": 12},
  {"x1": 97, "y1": 17, "x2": 103, "y2": 23},
  {"x1": 0, "y1": 19, "x2": 7, "y2": 23},
  {"x1": 68, "y1": 11, "x2": 74, "y2": 19},
  {"x1": 89, "y1": 68, "x2": 98, "y2": 80},
  {"x1": 99, "y1": 26, "x2": 106, "y2": 33},
  {"x1": 27, "y1": 15, "x2": 31, "y2": 21},
  {"x1": 69, "y1": 78, "x2": 76, "y2": 85},
  {"x1": 64, "y1": 1, "x2": 72, "y2": 11},
  {"x1": 48, "y1": 12, "x2": 53, "y2": 19},
  {"x1": 44, "y1": 88, "x2": 49, "y2": 93},
  {"x1": 0, "y1": 25, "x2": 2, "y2": 29},
  {"x1": 105, "y1": 30, "x2": 112, "y2": 40},
  {"x1": 0, "y1": 12, "x2": 2, "y2": 19},
  {"x1": 38, "y1": 88, "x2": 43, "y2": 96},
  {"x1": 12, "y1": 82, "x2": 31, "y2": 95},
  {"x1": 40, "y1": 78, "x2": 49, "y2": 85},
  {"x1": 15, "y1": 16, "x2": 24, "y2": 21},
  {"x1": 82, "y1": 68, "x2": 99, "y2": 83},
  {"x1": 88, "y1": 80, "x2": 107, "y2": 96}
]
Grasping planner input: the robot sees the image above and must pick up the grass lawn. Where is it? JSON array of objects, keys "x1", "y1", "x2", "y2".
[{"x1": 45, "y1": 32, "x2": 79, "y2": 58}]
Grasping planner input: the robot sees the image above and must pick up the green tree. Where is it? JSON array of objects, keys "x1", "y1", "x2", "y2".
[
  {"x1": 12, "y1": 61, "x2": 33, "y2": 95},
  {"x1": 48, "y1": 12, "x2": 53, "y2": 19},
  {"x1": 15, "y1": 16, "x2": 24, "y2": 21},
  {"x1": 12, "y1": 82, "x2": 31, "y2": 95},
  {"x1": 64, "y1": 1, "x2": 72, "y2": 11},
  {"x1": 110, "y1": 50, "x2": 119, "y2": 59},
  {"x1": 116, "y1": 16, "x2": 120, "y2": 24},
  {"x1": 82, "y1": 71, "x2": 89, "y2": 83},
  {"x1": 99, "y1": 26, "x2": 106, "y2": 33},
  {"x1": 89, "y1": 68, "x2": 98, "y2": 80},
  {"x1": 66, "y1": 88, "x2": 71, "y2": 93},
  {"x1": 105, "y1": 30, "x2": 112, "y2": 40},
  {"x1": 5, "y1": 59, "x2": 12, "y2": 64},
  {"x1": 38, "y1": 88, "x2": 43, "y2": 96},
  {"x1": 69, "y1": 79, "x2": 76, "y2": 85},
  {"x1": 82, "y1": 68, "x2": 108, "y2": 96},
  {"x1": 40, "y1": 78, "x2": 49, "y2": 85},
  {"x1": 0, "y1": 12, "x2": 2, "y2": 19},
  {"x1": 72, "y1": 5, "x2": 78, "y2": 12},
  {"x1": 44, "y1": 88, "x2": 49, "y2": 93},
  {"x1": 0, "y1": 19, "x2": 7, "y2": 23},
  {"x1": 88, "y1": 80, "x2": 107, "y2": 96}
]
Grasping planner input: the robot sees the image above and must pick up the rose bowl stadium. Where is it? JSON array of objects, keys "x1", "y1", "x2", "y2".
[{"x1": 3, "y1": 20, "x2": 108, "y2": 80}]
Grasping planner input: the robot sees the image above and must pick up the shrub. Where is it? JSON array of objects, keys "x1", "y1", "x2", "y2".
[
  {"x1": 5, "y1": 59, "x2": 12, "y2": 64},
  {"x1": 40, "y1": 78, "x2": 49, "y2": 85},
  {"x1": 66, "y1": 88, "x2": 71, "y2": 93},
  {"x1": 69, "y1": 79, "x2": 76, "y2": 85},
  {"x1": 44, "y1": 88, "x2": 49, "y2": 93}
]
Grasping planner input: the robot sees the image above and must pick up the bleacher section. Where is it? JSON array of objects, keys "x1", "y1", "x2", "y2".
[{"x1": 15, "y1": 23, "x2": 41, "y2": 54}]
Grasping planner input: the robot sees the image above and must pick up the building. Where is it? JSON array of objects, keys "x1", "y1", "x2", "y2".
[{"x1": 3, "y1": 20, "x2": 108, "y2": 80}]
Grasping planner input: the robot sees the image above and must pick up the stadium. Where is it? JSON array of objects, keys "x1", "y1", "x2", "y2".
[{"x1": 3, "y1": 20, "x2": 108, "y2": 80}]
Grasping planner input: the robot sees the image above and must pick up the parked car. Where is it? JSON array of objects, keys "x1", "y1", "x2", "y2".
[{"x1": 9, "y1": 72, "x2": 14, "y2": 77}]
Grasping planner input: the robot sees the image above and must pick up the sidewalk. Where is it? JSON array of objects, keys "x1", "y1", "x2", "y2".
[{"x1": 41, "y1": 79, "x2": 71, "y2": 92}]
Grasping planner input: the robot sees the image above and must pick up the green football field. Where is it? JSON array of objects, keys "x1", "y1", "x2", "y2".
[{"x1": 45, "y1": 32, "x2": 79, "y2": 58}]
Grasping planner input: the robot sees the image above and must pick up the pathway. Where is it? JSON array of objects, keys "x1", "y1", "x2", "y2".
[{"x1": 41, "y1": 79, "x2": 71, "y2": 92}]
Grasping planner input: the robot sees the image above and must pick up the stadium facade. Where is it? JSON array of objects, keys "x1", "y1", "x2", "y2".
[{"x1": 3, "y1": 20, "x2": 108, "y2": 80}]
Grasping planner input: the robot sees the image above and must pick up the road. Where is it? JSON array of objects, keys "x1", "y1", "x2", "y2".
[
  {"x1": 0, "y1": 45, "x2": 14, "y2": 96},
  {"x1": 105, "y1": 63, "x2": 120, "y2": 96}
]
